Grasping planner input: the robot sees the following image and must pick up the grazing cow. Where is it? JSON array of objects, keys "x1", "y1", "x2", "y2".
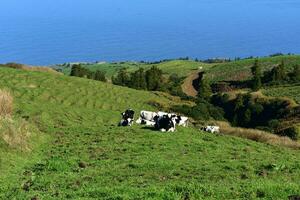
[
  {"x1": 154, "y1": 115, "x2": 176, "y2": 132},
  {"x1": 201, "y1": 126, "x2": 220, "y2": 133},
  {"x1": 119, "y1": 109, "x2": 135, "y2": 126},
  {"x1": 136, "y1": 110, "x2": 158, "y2": 125}
]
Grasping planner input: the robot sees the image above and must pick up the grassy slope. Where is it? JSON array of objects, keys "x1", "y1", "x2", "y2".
[
  {"x1": 58, "y1": 55, "x2": 300, "y2": 102},
  {"x1": 205, "y1": 55, "x2": 300, "y2": 82},
  {"x1": 262, "y1": 84, "x2": 300, "y2": 104},
  {"x1": 60, "y1": 60, "x2": 207, "y2": 78},
  {"x1": 1, "y1": 68, "x2": 300, "y2": 199}
]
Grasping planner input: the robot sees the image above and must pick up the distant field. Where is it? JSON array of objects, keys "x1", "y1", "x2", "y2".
[
  {"x1": 263, "y1": 84, "x2": 300, "y2": 103},
  {"x1": 59, "y1": 60, "x2": 208, "y2": 78},
  {"x1": 205, "y1": 55, "x2": 300, "y2": 82},
  {"x1": 0, "y1": 67, "x2": 300, "y2": 199}
]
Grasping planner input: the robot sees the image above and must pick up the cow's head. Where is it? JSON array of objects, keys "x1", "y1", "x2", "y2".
[{"x1": 122, "y1": 109, "x2": 135, "y2": 120}]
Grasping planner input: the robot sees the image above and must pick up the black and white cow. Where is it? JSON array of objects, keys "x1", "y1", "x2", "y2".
[
  {"x1": 174, "y1": 115, "x2": 188, "y2": 127},
  {"x1": 154, "y1": 114, "x2": 176, "y2": 132},
  {"x1": 201, "y1": 126, "x2": 220, "y2": 133},
  {"x1": 158, "y1": 111, "x2": 188, "y2": 127},
  {"x1": 136, "y1": 110, "x2": 158, "y2": 126},
  {"x1": 118, "y1": 109, "x2": 135, "y2": 126}
]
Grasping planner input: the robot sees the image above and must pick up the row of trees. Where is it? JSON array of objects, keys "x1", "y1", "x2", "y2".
[
  {"x1": 112, "y1": 66, "x2": 185, "y2": 96},
  {"x1": 112, "y1": 66, "x2": 164, "y2": 91},
  {"x1": 251, "y1": 61, "x2": 300, "y2": 91},
  {"x1": 70, "y1": 64, "x2": 107, "y2": 82}
]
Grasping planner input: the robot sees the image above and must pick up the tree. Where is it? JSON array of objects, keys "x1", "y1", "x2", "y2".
[
  {"x1": 70, "y1": 64, "x2": 91, "y2": 78},
  {"x1": 251, "y1": 60, "x2": 262, "y2": 91},
  {"x1": 94, "y1": 70, "x2": 107, "y2": 82},
  {"x1": 129, "y1": 68, "x2": 147, "y2": 89},
  {"x1": 290, "y1": 65, "x2": 300, "y2": 82},
  {"x1": 112, "y1": 68, "x2": 130, "y2": 86},
  {"x1": 145, "y1": 66, "x2": 164, "y2": 91},
  {"x1": 70, "y1": 64, "x2": 82, "y2": 77},
  {"x1": 271, "y1": 60, "x2": 286, "y2": 83},
  {"x1": 197, "y1": 76, "x2": 212, "y2": 100}
]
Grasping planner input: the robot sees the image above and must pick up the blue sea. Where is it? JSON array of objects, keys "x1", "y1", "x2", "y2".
[{"x1": 0, "y1": 0, "x2": 300, "y2": 65}]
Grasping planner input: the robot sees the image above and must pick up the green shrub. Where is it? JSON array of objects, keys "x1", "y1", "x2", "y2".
[{"x1": 279, "y1": 125, "x2": 300, "y2": 140}]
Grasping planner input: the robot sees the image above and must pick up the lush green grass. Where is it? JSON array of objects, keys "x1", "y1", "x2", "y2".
[
  {"x1": 1, "y1": 67, "x2": 300, "y2": 199},
  {"x1": 263, "y1": 84, "x2": 300, "y2": 103},
  {"x1": 59, "y1": 60, "x2": 207, "y2": 78},
  {"x1": 205, "y1": 55, "x2": 300, "y2": 82}
]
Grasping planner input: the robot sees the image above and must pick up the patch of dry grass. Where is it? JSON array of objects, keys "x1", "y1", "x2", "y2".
[
  {"x1": 23, "y1": 66, "x2": 62, "y2": 75},
  {"x1": 1, "y1": 63, "x2": 62, "y2": 75},
  {"x1": 213, "y1": 121, "x2": 300, "y2": 150},
  {"x1": 0, "y1": 118, "x2": 31, "y2": 151},
  {"x1": 0, "y1": 90, "x2": 31, "y2": 151},
  {"x1": 0, "y1": 89, "x2": 13, "y2": 117}
]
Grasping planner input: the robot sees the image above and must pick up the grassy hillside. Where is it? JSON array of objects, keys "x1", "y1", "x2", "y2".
[
  {"x1": 59, "y1": 60, "x2": 208, "y2": 78},
  {"x1": 262, "y1": 84, "x2": 300, "y2": 104},
  {"x1": 1, "y1": 67, "x2": 300, "y2": 199},
  {"x1": 205, "y1": 55, "x2": 300, "y2": 82}
]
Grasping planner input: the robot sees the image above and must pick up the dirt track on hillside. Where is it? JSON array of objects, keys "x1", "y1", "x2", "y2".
[{"x1": 181, "y1": 70, "x2": 201, "y2": 97}]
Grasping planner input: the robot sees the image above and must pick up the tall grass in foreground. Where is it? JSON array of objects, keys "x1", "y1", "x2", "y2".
[
  {"x1": 0, "y1": 89, "x2": 13, "y2": 117},
  {"x1": 0, "y1": 118, "x2": 30, "y2": 151},
  {"x1": 0, "y1": 89, "x2": 30, "y2": 151},
  {"x1": 214, "y1": 121, "x2": 300, "y2": 150}
]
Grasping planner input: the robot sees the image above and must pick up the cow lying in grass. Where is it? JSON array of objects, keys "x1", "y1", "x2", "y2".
[
  {"x1": 136, "y1": 110, "x2": 188, "y2": 128},
  {"x1": 154, "y1": 114, "x2": 176, "y2": 132},
  {"x1": 158, "y1": 111, "x2": 188, "y2": 127},
  {"x1": 118, "y1": 109, "x2": 135, "y2": 126},
  {"x1": 201, "y1": 126, "x2": 220, "y2": 133},
  {"x1": 136, "y1": 110, "x2": 158, "y2": 126}
]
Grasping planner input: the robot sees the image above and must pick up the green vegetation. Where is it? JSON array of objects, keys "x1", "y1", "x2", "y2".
[
  {"x1": 262, "y1": 84, "x2": 300, "y2": 104},
  {"x1": 70, "y1": 64, "x2": 107, "y2": 82},
  {"x1": 0, "y1": 67, "x2": 300, "y2": 199},
  {"x1": 112, "y1": 66, "x2": 186, "y2": 97},
  {"x1": 211, "y1": 92, "x2": 299, "y2": 138},
  {"x1": 58, "y1": 59, "x2": 206, "y2": 78},
  {"x1": 251, "y1": 60, "x2": 262, "y2": 91},
  {"x1": 197, "y1": 76, "x2": 212, "y2": 100},
  {"x1": 205, "y1": 55, "x2": 300, "y2": 82}
]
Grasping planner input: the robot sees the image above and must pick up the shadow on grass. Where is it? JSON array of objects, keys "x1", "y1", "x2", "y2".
[{"x1": 141, "y1": 126, "x2": 158, "y2": 132}]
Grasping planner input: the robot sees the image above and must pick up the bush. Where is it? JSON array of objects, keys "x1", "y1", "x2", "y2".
[
  {"x1": 172, "y1": 99, "x2": 225, "y2": 121},
  {"x1": 197, "y1": 77, "x2": 212, "y2": 100},
  {"x1": 94, "y1": 70, "x2": 107, "y2": 82},
  {"x1": 0, "y1": 90, "x2": 13, "y2": 117},
  {"x1": 278, "y1": 126, "x2": 300, "y2": 141}
]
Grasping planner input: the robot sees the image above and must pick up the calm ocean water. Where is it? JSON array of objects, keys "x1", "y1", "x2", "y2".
[{"x1": 0, "y1": 0, "x2": 300, "y2": 65}]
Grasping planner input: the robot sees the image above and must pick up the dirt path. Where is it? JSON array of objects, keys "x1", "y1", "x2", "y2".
[{"x1": 181, "y1": 70, "x2": 201, "y2": 97}]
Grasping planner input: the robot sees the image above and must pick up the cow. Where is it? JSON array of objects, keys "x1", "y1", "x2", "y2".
[
  {"x1": 154, "y1": 114, "x2": 176, "y2": 132},
  {"x1": 201, "y1": 126, "x2": 220, "y2": 133},
  {"x1": 118, "y1": 118, "x2": 134, "y2": 127},
  {"x1": 136, "y1": 110, "x2": 158, "y2": 125},
  {"x1": 118, "y1": 109, "x2": 135, "y2": 126},
  {"x1": 174, "y1": 115, "x2": 188, "y2": 127},
  {"x1": 158, "y1": 111, "x2": 188, "y2": 127}
]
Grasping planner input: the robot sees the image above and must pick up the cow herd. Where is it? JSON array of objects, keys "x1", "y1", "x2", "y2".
[
  {"x1": 118, "y1": 109, "x2": 220, "y2": 133},
  {"x1": 118, "y1": 109, "x2": 188, "y2": 132}
]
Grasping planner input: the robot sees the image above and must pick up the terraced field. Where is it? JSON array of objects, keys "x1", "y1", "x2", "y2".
[
  {"x1": 263, "y1": 84, "x2": 300, "y2": 104},
  {"x1": 1, "y1": 67, "x2": 300, "y2": 199},
  {"x1": 205, "y1": 55, "x2": 300, "y2": 82}
]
